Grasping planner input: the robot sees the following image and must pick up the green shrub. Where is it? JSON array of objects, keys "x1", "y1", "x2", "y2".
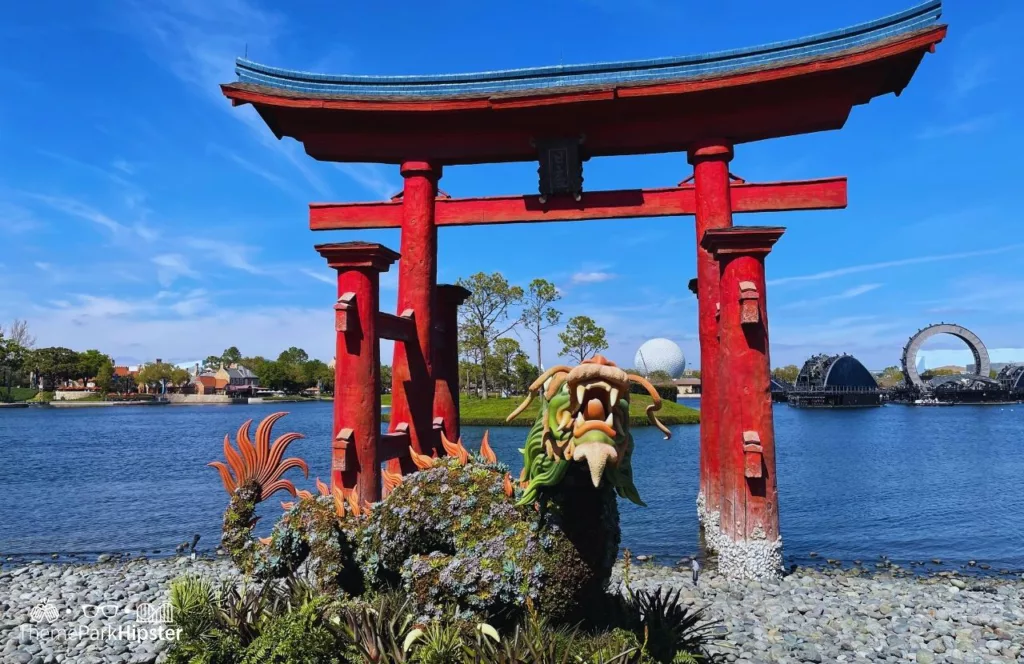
[
  {"x1": 30, "y1": 391, "x2": 54, "y2": 402},
  {"x1": 628, "y1": 381, "x2": 678, "y2": 403},
  {"x1": 241, "y1": 602, "x2": 342, "y2": 664}
]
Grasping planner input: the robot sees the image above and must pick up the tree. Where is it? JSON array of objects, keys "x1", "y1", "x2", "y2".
[
  {"x1": 77, "y1": 349, "x2": 111, "y2": 382},
  {"x1": 380, "y1": 364, "x2": 392, "y2": 394},
  {"x1": 222, "y1": 346, "x2": 243, "y2": 365},
  {"x1": 278, "y1": 347, "x2": 309, "y2": 366},
  {"x1": 0, "y1": 332, "x2": 28, "y2": 401},
  {"x1": 202, "y1": 355, "x2": 223, "y2": 371},
  {"x1": 494, "y1": 337, "x2": 524, "y2": 394},
  {"x1": 520, "y1": 278, "x2": 561, "y2": 369},
  {"x1": 94, "y1": 361, "x2": 114, "y2": 395},
  {"x1": 456, "y1": 272, "x2": 524, "y2": 399},
  {"x1": 877, "y1": 366, "x2": 904, "y2": 387},
  {"x1": 511, "y1": 353, "x2": 539, "y2": 395},
  {"x1": 31, "y1": 347, "x2": 80, "y2": 389},
  {"x1": 647, "y1": 369, "x2": 673, "y2": 383},
  {"x1": 170, "y1": 367, "x2": 192, "y2": 390},
  {"x1": 557, "y1": 316, "x2": 608, "y2": 364},
  {"x1": 772, "y1": 364, "x2": 800, "y2": 384},
  {"x1": 135, "y1": 363, "x2": 171, "y2": 394},
  {"x1": 3, "y1": 319, "x2": 35, "y2": 349}
]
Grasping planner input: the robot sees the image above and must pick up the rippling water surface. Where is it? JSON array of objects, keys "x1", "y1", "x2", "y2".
[{"x1": 1, "y1": 401, "x2": 1022, "y2": 569}]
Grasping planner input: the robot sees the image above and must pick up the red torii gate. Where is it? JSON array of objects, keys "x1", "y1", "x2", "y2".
[{"x1": 223, "y1": 1, "x2": 944, "y2": 578}]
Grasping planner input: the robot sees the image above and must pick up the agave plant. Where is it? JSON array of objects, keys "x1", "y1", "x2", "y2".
[
  {"x1": 619, "y1": 587, "x2": 720, "y2": 663},
  {"x1": 208, "y1": 412, "x2": 308, "y2": 500}
]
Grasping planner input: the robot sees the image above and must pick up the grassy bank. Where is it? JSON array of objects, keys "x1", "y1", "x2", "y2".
[
  {"x1": 2, "y1": 387, "x2": 39, "y2": 402},
  {"x1": 382, "y1": 394, "x2": 698, "y2": 426}
]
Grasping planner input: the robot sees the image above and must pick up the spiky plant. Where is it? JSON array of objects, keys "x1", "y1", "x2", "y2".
[
  {"x1": 619, "y1": 588, "x2": 719, "y2": 663},
  {"x1": 168, "y1": 575, "x2": 218, "y2": 641},
  {"x1": 209, "y1": 412, "x2": 308, "y2": 500}
]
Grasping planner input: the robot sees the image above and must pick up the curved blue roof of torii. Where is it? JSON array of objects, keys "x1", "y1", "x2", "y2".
[{"x1": 235, "y1": 1, "x2": 942, "y2": 98}]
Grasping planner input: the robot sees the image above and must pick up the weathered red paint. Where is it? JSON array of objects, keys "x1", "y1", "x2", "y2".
[
  {"x1": 688, "y1": 142, "x2": 734, "y2": 521},
  {"x1": 388, "y1": 161, "x2": 442, "y2": 470},
  {"x1": 434, "y1": 285, "x2": 472, "y2": 444},
  {"x1": 315, "y1": 241, "x2": 400, "y2": 503},
  {"x1": 307, "y1": 178, "x2": 847, "y2": 230},
  {"x1": 222, "y1": 26, "x2": 945, "y2": 165},
  {"x1": 701, "y1": 227, "x2": 783, "y2": 544}
]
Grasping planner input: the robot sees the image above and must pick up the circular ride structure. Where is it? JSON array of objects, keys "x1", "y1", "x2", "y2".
[{"x1": 900, "y1": 323, "x2": 991, "y2": 389}]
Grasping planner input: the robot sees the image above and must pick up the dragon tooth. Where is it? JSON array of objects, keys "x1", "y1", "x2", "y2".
[
  {"x1": 604, "y1": 412, "x2": 614, "y2": 427},
  {"x1": 609, "y1": 387, "x2": 619, "y2": 406},
  {"x1": 576, "y1": 384, "x2": 586, "y2": 406}
]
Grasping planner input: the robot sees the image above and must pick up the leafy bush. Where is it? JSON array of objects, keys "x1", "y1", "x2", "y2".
[
  {"x1": 241, "y1": 602, "x2": 341, "y2": 664},
  {"x1": 628, "y1": 382, "x2": 677, "y2": 403},
  {"x1": 166, "y1": 572, "x2": 718, "y2": 664}
]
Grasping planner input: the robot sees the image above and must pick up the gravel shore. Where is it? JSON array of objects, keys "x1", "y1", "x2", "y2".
[
  {"x1": 616, "y1": 562, "x2": 1024, "y2": 664},
  {"x1": 2, "y1": 556, "x2": 1022, "y2": 663}
]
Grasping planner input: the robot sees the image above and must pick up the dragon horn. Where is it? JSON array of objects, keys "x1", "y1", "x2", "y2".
[{"x1": 627, "y1": 374, "x2": 672, "y2": 440}]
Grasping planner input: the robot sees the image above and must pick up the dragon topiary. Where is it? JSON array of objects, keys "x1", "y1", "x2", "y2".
[{"x1": 210, "y1": 356, "x2": 670, "y2": 624}]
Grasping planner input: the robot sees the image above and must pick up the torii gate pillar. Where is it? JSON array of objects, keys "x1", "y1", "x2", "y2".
[
  {"x1": 688, "y1": 142, "x2": 734, "y2": 535},
  {"x1": 389, "y1": 161, "x2": 442, "y2": 465},
  {"x1": 701, "y1": 226, "x2": 784, "y2": 580},
  {"x1": 315, "y1": 241, "x2": 400, "y2": 503}
]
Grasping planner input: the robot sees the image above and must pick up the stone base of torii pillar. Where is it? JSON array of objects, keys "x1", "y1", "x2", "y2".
[{"x1": 700, "y1": 226, "x2": 785, "y2": 581}]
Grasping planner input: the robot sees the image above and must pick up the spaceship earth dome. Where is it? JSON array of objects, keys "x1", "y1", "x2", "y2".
[{"x1": 634, "y1": 338, "x2": 686, "y2": 379}]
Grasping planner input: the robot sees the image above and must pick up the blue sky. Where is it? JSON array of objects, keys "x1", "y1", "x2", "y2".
[{"x1": 1, "y1": 0, "x2": 1021, "y2": 370}]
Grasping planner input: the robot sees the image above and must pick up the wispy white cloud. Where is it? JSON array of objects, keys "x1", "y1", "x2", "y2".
[
  {"x1": 183, "y1": 237, "x2": 265, "y2": 275},
  {"x1": 111, "y1": 159, "x2": 138, "y2": 175},
  {"x1": 211, "y1": 144, "x2": 304, "y2": 199},
  {"x1": 115, "y1": 0, "x2": 397, "y2": 199},
  {"x1": 25, "y1": 291, "x2": 335, "y2": 365},
  {"x1": 332, "y1": 164, "x2": 398, "y2": 200},
  {"x1": 25, "y1": 193, "x2": 126, "y2": 234},
  {"x1": 0, "y1": 202, "x2": 44, "y2": 233},
  {"x1": 769, "y1": 244, "x2": 1024, "y2": 286},
  {"x1": 916, "y1": 113, "x2": 1001, "y2": 140},
  {"x1": 300, "y1": 268, "x2": 335, "y2": 285},
  {"x1": 571, "y1": 271, "x2": 616, "y2": 284},
  {"x1": 152, "y1": 253, "x2": 200, "y2": 287},
  {"x1": 778, "y1": 283, "x2": 882, "y2": 310}
]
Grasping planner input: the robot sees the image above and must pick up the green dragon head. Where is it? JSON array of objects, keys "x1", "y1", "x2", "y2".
[{"x1": 509, "y1": 355, "x2": 671, "y2": 507}]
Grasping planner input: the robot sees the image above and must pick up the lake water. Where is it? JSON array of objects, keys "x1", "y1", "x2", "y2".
[{"x1": 1, "y1": 401, "x2": 1022, "y2": 571}]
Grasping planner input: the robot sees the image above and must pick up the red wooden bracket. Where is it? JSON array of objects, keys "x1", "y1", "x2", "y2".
[
  {"x1": 743, "y1": 430, "x2": 763, "y2": 479},
  {"x1": 739, "y1": 281, "x2": 760, "y2": 325},
  {"x1": 378, "y1": 422, "x2": 410, "y2": 463},
  {"x1": 333, "y1": 428, "x2": 354, "y2": 472},
  {"x1": 335, "y1": 292, "x2": 357, "y2": 333},
  {"x1": 377, "y1": 309, "x2": 416, "y2": 342}
]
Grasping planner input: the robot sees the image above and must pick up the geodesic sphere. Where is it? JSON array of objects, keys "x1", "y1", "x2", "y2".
[{"x1": 634, "y1": 338, "x2": 686, "y2": 379}]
